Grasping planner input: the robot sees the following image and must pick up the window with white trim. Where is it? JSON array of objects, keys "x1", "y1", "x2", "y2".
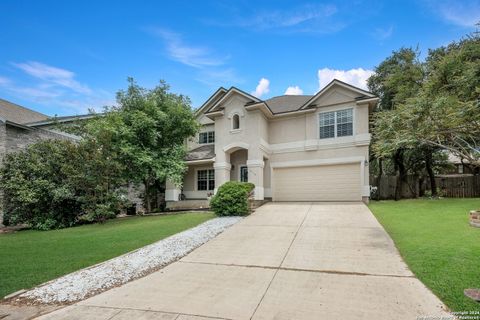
[
  {"x1": 197, "y1": 169, "x2": 215, "y2": 190},
  {"x1": 199, "y1": 131, "x2": 215, "y2": 144},
  {"x1": 319, "y1": 108, "x2": 353, "y2": 139}
]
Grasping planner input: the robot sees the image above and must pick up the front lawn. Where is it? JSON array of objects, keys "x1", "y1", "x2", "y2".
[
  {"x1": 0, "y1": 212, "x2": 214, "y2": 298},
  {"x1": 369, "y1": 199, "x2": 480, "y2": 312}
]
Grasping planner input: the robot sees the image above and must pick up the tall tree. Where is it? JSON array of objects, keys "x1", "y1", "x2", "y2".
[
  {"x1": 368, "y1": 48, "x2": 426, "y2": 199},
  {"x1": 373, "y1": 34, "x2": 480, "y2": 171},
  {"x1": 87, "y1": 78, "x2": 199, "y2": 212}
]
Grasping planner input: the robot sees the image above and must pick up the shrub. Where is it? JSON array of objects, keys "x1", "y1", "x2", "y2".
[
  {"x1": 83, "y1": 204, "x2": 117, "y2": 224},
  {"x1": 423, "y1": 188, "x2": 446, "y2": 199},
  {"x1": 0, "y1": 140, "x2": 126, "y2": 230},
  {"x1": 210, "y1": 181, "x2": 255, "y2": 216}
]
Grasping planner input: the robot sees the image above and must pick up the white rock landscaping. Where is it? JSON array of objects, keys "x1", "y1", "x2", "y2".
[{"x1": 17, "y1": 216, "x2": 241, "y2": 304}]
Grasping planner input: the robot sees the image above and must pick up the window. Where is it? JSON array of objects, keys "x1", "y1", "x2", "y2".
[
  {"x1": 319, "y1": 111, "x2": 335, "y2": 139},
  {"x1": 319, "y1": 109, "x2": 353, "y2": 139},
  {"x1": 197, "y1": 169, "x2": 215, "y2": 190},
  {"x1": 336, "y1": 109, "x2": 353, "y2": 137},
  {"x1": 199, "y1": 131, "x2": 215, "y2": 144},
  {"x1": 232, "y1": 114, "x2": 240, "y2": 129},
  {"x1": 240, "y1": 166, "x2": 248, "y2": 182}
]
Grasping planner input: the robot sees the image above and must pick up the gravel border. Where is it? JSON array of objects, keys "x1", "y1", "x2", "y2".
[{"x1": 16, "y1": 216, "x2": 241, "y2": 304}]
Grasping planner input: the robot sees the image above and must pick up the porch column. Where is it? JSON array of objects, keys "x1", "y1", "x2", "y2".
[
  {"x1": 247, "y1": 159, "x2": 264, "y2": 200},
  {"x1": 165, "y1": 179, "x2": 181, "y2": 201},
  {"x1": 213, "y1": 162, "x2": 231, "y2": 194}
]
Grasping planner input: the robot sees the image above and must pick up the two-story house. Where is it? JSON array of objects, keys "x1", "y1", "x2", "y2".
[{"x1": 165, "y1": 79, "x2": 378, "y2": 208}]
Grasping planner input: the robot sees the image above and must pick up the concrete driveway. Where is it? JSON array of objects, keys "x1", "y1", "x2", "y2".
[{"x1": 38, "y1": 203, "x2": 450, "y2": 320}]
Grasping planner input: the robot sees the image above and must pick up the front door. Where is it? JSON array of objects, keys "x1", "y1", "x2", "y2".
[{"x1": 240, "y1": 166, "x2": 248, "y2": 182}]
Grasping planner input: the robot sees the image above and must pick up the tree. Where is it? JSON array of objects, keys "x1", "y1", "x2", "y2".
[
  {"x1": 367, "y1": 47, "x2": 424, "y2": 111},
  {"x1": 368, "y1": 48, "x2": 427, "y2": 199},
  {"x1": 374, "y1": 35, "x2": 480, "y2": 171},
  {"x1": 87, "y1": 78, "x2": 199, "y2": 212}
]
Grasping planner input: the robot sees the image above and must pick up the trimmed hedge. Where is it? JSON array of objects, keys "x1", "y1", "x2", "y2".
[{"x1": 210, "y1": 181, "x2": 255, "y2": 216}]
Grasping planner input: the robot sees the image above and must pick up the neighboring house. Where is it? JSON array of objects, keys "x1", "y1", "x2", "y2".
[
  {"x1": 166, "y1": 79, "x2": 378, "y2": 208},
  {"x1": 0, "y1": 98, "x2": 95, "y2": 226},
  {"x1": 0, "y1": 98, "x2": 82, "y2": 163},
  {"x1": 440, "y1": 153, "x2": 476, "y2": 176}
]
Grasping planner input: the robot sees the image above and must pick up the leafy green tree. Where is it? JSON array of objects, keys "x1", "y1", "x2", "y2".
[
  {"x1": 367, "y1": 47, "x2": 424, "y2": 111},
  {"x1": 368, "y1": 48, "x2": 429, "y2": 199},
  {"x1": 0, "y1": 78, "x2": 198, "y2": 228},
  {"x1": 373, "y1": 35, "x2": 480, "y2": 172},
  {"x1": 88, "y1": 78, "x2": 199, "y2": 212}
]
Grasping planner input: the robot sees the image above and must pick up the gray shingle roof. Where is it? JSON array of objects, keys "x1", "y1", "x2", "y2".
[
  {"x1": 185, "y1": 144, "x2": 215, "y2": 161},
  {"x1": 264, "y1": 95, "x2": 313, "y2": 114},
  {"x1": 0, "y1": 98, "x2": 48, "y2": 124}
]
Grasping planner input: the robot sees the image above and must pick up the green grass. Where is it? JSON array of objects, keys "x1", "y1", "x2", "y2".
[
  {"x1": 0, "y1": 212, "x2": 214, "y2": 298},
  {"x1": 369, "y1": 199, "x2": 480, "y2": 312}
]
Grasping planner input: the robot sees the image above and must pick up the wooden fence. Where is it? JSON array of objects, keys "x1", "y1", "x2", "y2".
[{"x1": 370, "y1": 175, "x2": 480, "y2": 200}]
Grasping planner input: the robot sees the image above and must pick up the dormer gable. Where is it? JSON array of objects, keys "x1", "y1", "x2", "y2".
[
  {"x1": 205, "y1": 87, "x2": 260, "y2": 114},
  {"x1": 299, "y1": 79, "x2": 375, "y2": 110},
  {"x1": 299, "y1": 79, "x2": 376, "y2": 110}
]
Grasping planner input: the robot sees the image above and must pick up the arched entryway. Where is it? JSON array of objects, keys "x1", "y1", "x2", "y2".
[
  {"x1": 215, "y1": 142, "x2": 265, "y2": 200},
  {"x1": 230, "y1": 148, "x2": 248, "y2": 182}
]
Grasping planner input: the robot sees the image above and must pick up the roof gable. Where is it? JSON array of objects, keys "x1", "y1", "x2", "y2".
[
  {"x1": 0, "y1": 98, "x2": 48, "y2": 124},
  {"x1": 194, "y1": 87, "x2": 227, "y2": 117},
  {"x1": 205, "y1": 87, "x2": 260, "y2": 114},
  {"x1": 299, "y1": 79, "x2": 374, "y2": 110}
]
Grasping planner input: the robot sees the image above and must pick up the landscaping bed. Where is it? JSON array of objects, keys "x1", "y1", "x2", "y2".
[{"x1": 369, "y1": 198, "x2": 480, "y2": 312}]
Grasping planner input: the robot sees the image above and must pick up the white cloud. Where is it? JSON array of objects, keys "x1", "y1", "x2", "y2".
[
  {"x1": 195, "y1": 68, "x2": 244, "y2": 87},
  {"x1": 284, "y1": 86, "x2": 304, "y2": 95},
  {"x1": 12, "y1": 61, "x2": 91, "y2": 94},
  {"x1": 372, "y1": 25, "x2": 394, "y2": 40},
  {"x1": 0, "y1": 76, "x2": 11, "y2": 86},
  {"x1": 252, "y1": 78, "x2": 270, "y2": 98},
  {"x1": 429, "y1": 0, "x2": 480, "y2": 27},
  {"x1": 317, "y1": 68, "x2": 374, "y2": 91},
  {"x1": 0, "y1": 62, "x2": 113, "y2": 114},
  {"x1": 216, "y1": 3, "x2": 347, "y2": 34},
  {"x1": 247, "y1": 4, "x2": 338, "y2": 29},
  {"x1": 149, "y1": 28, "x2": 227, "y2": 68}
]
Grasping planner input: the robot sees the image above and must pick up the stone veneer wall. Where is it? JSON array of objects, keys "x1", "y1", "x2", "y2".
[{"x1": 0, "y1": 124, "x2": 74, "y2": 161}]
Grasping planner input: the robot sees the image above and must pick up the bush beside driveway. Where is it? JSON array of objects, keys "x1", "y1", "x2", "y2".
[{"x1": 369, "y1": 198, "x2": 480, "y2": 312}]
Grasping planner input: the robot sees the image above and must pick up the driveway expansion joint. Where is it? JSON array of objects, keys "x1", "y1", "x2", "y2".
[
  {"x1": 79, "y1": 304, "x2": 233, "y2": 320},
  {"x1": 178, "y1": 260, "x2": 416, "y2": 279}
]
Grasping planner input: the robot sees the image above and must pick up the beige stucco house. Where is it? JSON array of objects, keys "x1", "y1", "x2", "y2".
[{"x1": 166, "y1": 79, "x2": 378, "y2": 207}]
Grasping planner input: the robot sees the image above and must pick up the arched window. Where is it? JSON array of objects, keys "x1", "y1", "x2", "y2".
[{"x1": 232, "y1": 114, "x2": 240, "y2": 129}]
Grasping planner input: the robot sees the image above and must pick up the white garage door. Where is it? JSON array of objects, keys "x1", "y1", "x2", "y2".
[{"x1": 273, "y1": 163, "x2": 361, "y2": 201}]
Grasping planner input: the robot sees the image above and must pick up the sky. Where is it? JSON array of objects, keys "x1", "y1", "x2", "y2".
[{"x1": 0, "y1": 0, "x2": 479, "y2": 116}]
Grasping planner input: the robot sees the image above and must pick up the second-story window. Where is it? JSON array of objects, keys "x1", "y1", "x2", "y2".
[
  {"x1": 199, "y1": 131, "x2": 215, "y2": 144},
  {"x1": 232, "y1": 114, "x2": 240, "y2": 129},
  {"x1": 319, "y1": 108, "x2": 353, "y2": 139}
]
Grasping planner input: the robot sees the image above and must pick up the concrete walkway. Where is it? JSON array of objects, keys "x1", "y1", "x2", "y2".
[{"x1": 38, "y1": 203, "x2": 451, "y2": 320}]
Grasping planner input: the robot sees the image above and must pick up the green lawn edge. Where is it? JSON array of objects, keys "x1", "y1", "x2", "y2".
[
  {"x1": 369, "y1": 199, "x2": 480, "y2": 312},
  {"x1": 0, "y1": 212, "x2": 214, "y2": 298}
]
